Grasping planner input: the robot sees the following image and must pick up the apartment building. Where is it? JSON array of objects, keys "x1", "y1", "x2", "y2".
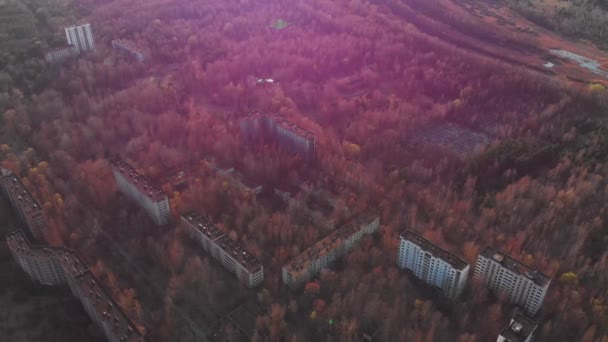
[
  {"x1": 181, "y1": 211, "x2": 264, "y2": 288},
  {"x1": 65, "y1": 24, "x2": 95, "y2": 53},
  {"x1": 44, "y1": 45, "x2": 78, "y2": 64},
  {"x1": 71, "y1": 271, "x2": 145, "y2": 342},
  {"x1": 6, "y1": 230, "x2": 145, "y2": 342},
  {"x1": 111, "y1": 40, "x2": 145, "y2": 62},
  {"x1": 6, "y1": 230, "x2": 65, "y2": 286},
  {"x1": 111, "y1": 159, "x2": 171, "y2": 226},
  {"x1": 282, "y1": 214, "x2": 379, "y2": 289},
  {"x1": 1, "y1": 168, "x2": 46, "y2": 240},
  {"x1": 239, "y1": 113, "x2": 316, "y2": 161},
  {"x1": 497, "y1": 313, "x2": 538, "y2": 342},
  {"x1": 474, "y1": 247, "x2": 550, "y2": 315},
  {"x1": 397, "y1": 231, "x2": 469, "y2": 299}
]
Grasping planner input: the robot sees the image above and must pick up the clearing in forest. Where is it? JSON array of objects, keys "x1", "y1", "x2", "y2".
[{"x1": 410, "y1": 123, "x2": 491, "y2": 159}]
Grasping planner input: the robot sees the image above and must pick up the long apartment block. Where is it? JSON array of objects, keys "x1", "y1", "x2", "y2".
[
  {"x1": 112, "y1": 40, "x2": 145, "y2": 62},
  {"x1": 282, "y1": 214, "x2": 379, "y2": 289},
  {"x1": 398, "y1": 231, "x2": 470, "y2": 299},
  {"x1": 474, "y1": 247, "x2": 551, "y2": 315},
  {"x1": 6, "y1": 230, "x2": 144, "y2": 342},
  {"x1": 111, "y1": 159, "x2": 171, "y2": 226},
  {"x1": 1, "y1": 168, "x2": 46, "y2": 240},
  {"x1": 239, "y1": 113, "x2": 316, "y2": 161},
  {"x1": 181, "y1": 211, "x2": 264, "y2": 288}
]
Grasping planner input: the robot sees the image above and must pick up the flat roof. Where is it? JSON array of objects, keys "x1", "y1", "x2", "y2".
[
  {"x1": 181, "y1": 211, "x2": 225, "y2": 241},
  {"x1": 6, "y1": 230, "x2": 40, "y2": 257},
  {"x1": 481, "y1": 247, "x2": 550, "y2": 287},
  {"x1": 1, "y1": 169, "x2": 44, "y2": 218},
  {"x1": 284, "y1": 214, "x2": 378, "y2": 275},
  {"x1": 181, "y1": 211, "x2": 262, "y2": 272},
  {"x1": 400, "y1": 231, "x2": 469, "y2": 270},
  {"x1": 65, "y1": 23, "x2": 91, "y2": 28},
  {"x1": 6, "y1": 230, "x2": 88, "y2": 276},
  {"x1": 214, "y1": 235, "x2": 262, "y2": 272},
  {"x1": 74, "y1": 271, "x2": 145, "y2": 341},
  {"x1": 242, "y1": 113, "x2": 315, "y2": 140},
  {"x1": 111, "y1": 159, "x2": 167, "y2": 202},
  {"x1": 112, "y1": 40, "x2": 144, "y2": 54},
  {"x1": 45, "y1": 45, "x2": 77, "y2": 53},
  {"x1": 499, "y1": 314, "x2": 537, "y2": 342},
  {"x1": 271, "y1": 115, "x2": 315, "y2": 140}
]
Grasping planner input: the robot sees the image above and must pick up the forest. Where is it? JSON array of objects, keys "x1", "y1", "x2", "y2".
[
  {"x1": 1, "y1": 0, "x2": 608, "y2": 340},
  {"x1": 510, "y1": 0, "x2": 608, "y2": 49}
]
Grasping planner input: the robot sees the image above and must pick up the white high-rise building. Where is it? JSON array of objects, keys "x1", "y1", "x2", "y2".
[
  {"x1": 65, "y1": 24, "x2": 95, "y2": 53},
  {"x1": 397, "y1": 231, "x2": 469, "y2": 299},
  {"x1": 497, "y1": 313, "x2": 538, "y2": 342},
  {"x1": 474, "y1": 247, "x2": 550, "y2": 315},
  {"x1": 111, "y1": 159, "x2": 171, "y2": 226}
]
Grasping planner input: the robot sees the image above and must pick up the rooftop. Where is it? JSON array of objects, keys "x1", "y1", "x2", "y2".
[
  {"x1": 6, "y1": 230, "x2": 88, "y2": 276},
  {"x1": 269, "y1": 114, "x2": 315, "y2": 140},
  {"x1": 46, "y1": 45, "x2": 77, "y2": 53},
  {"x1": 285, "y1": 214, "x2": 378, "y2": 275},
  {"x1": 1, "y1": 170, "x2": 43, "y2": 217},
  {"x1": 182, "y1": 211, "x2": 262, "y2": 272},
  {"x1": 242, "y1": 113, "x2": 315, "y2": 140},
  {"x1": 112, "y1": 40, "x2": 144, "y2": 53},
  {"x1": 181, "y1": 211, "x2": 225, "y2": 241},
  {"x1": 111, "y1": 159, "x2": 167, "y2": 202},
  {"x1": 74, "y1": 271, "x2": 145, "y2": 341},
  {"x1": 214, "y1": 235, "x2": 262, "y2": 273},
  {"x1": 498, "y1": 314, "x2": 537, "y2": 342},
  {"x1": 65, "y1": 23, "x2": 91, "y2": 28},
  {"x1": 481, "y1": 247, "x2": 551, "y2": 287},
  {"x1": 400, "y1": 231, "x2": 469, "y2": 270},
  {"x1": 6, "y1": 230, "x2": 39, "y2": 257}
]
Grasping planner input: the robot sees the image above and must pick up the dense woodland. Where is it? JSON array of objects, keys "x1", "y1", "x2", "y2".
[
  {"x1": 1, "y1": 0, "x2": 608, "y2": 340},
  {"x1": 511, "y1": 0, "x2": 608, "y2": 49}
]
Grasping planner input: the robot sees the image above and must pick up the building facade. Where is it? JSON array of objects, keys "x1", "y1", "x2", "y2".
[
  {"x1": 239, "y1": 113, "x2": 316, "y2": 161},
  {"x1": 497, "y1": 313, "x2": 538, "y2": 342},
  {"x1": 474, "y1": 248, "x2": 550, "y2": 315},
  {"x1": 44, "y1": 45, "x2": 78, "y2": 64},
  {"x1": 111, "y1": 159, "x2": 171, "y2": 226},
  {"x1": 397, "y1": 231, "x2": 469, "y2": 299},
  {"x1": 6, "y1": 230, "x2": 144, "y2": 341},
  {"x1": 6, "y1": 230, "x2": 65, "y2": 286},
  {"x1": 282, "y1": 214, "x2": 379, "y2": 289},
  {"x1": 65, "y1": 24, "x2": 95, "y2": 53},
  {"x1": 1, "y1": 168, "x2": 46, "y2": 240},
  {"x1": 112, "y1": 40, "x2": 145, "y2": 62},
  {"x1": 182, "y1": 211, "x2": 263, "y2": 287}
]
